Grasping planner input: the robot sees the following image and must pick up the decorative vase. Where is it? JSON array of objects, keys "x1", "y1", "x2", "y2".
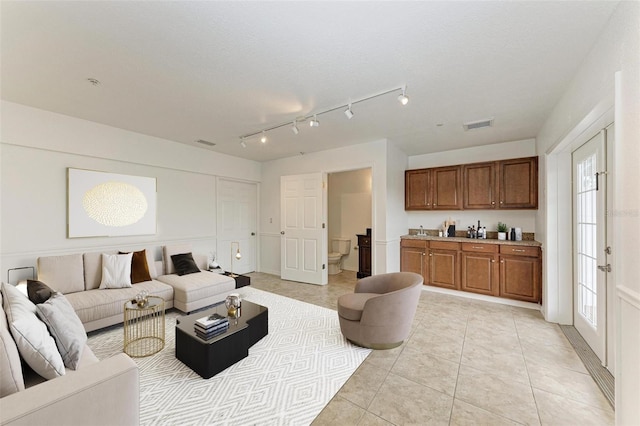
[
  {"x1": 498, "y1": 232, "x2": 507, "y2": 240},
  {"x1": 225, "y1": 293, "x2": 241, "y2": 316}
]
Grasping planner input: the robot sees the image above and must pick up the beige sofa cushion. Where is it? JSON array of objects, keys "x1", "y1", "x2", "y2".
[
  {"x1": 163, "y1": 244, "x2": 193, "y2": 275},
  {"x1": 157, "y1": 272, "x2": 234, "y2": 307},
  {"x1": 37, "y1": 254, "x2": 84, "y2": 294},
  {"x1": 64, "y1": 280, "x2": 173, "y2": 324},
  {"x1": 0, "y1": 290, "x2": 25, "y2": 397}
]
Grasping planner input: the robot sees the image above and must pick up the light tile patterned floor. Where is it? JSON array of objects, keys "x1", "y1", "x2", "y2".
[{"x1": 248, "y1": 271, "x2": 614, "y2": 426}]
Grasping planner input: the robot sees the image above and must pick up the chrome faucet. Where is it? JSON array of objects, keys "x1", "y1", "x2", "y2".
[{"x1": 419, "y1": 225, "x2": 424, "y2": 236}]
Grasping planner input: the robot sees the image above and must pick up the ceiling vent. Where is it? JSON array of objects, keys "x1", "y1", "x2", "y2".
[
  {"x1": 195, "y1": 139, "x2": 216, "y2": 147},
  {"x1": 463, "y1": 118, "x2": 494, "y2": 131}
]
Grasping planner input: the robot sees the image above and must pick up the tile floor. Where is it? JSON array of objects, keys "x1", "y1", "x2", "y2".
[{"x1": 248, "y1": 271, "x2": 614, "y2": 426}]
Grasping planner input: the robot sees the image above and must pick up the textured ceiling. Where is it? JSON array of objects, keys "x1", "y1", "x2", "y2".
[{"x1": 1, "y1": 1, "x2": 619, "y2": 162}]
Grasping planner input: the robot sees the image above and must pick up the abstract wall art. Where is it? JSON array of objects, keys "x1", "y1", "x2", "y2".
[{"x1": 68, "y1": 168, "x2": 157, "y2": 238}]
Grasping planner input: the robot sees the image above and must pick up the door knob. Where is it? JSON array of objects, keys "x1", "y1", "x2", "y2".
[
  {"x1": 597, "y1": 264, "x2": 611, "y2": 272},
  {"x1": 280, "y1": 231, "x2": 285, "y2": 235},
  {"x1": 251, "y1": 232, "x2": 256, "y2": 236}
]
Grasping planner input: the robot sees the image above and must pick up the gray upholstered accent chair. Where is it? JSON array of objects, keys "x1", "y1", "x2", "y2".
[{"x1": 337, "y1": 272, "x2": 423, "y2": 349}]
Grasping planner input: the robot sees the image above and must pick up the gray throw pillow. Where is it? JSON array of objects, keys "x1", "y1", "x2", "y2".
[{"x1": 36, "y1": 293, "x2": 87, "y2": 370}]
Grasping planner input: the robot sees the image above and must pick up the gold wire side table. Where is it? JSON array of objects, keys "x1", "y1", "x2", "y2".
[{"x1": 123, "y1": 296, "x2": 165, "y2": 357}]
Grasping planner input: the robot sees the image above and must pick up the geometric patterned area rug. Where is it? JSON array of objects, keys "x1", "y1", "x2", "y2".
[{"x1": 87, "y1": 287, "x2": 371, "y2": 425}]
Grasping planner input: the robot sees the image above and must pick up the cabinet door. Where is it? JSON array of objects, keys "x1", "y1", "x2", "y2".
[
  {"x1": 498, "y1": 157, "x2": 538, "y2": 209},
  {"x1": 401, "y1": 247, "x2": 427, "y2": 282},
  {"x1": 432, "y1": 166, "x2": 462, "y2": 210},
  {"x1": 461, "y1": 252, "x2": 499, "y2": 296},
  {"x1": 357, "y1": 235, "x2": 372, "y2": 278},
  {"x1": 405, "y1": 169, "x2": 431, "y2": 210},
  {"x1": 499, "y1": 255, "x2": 541, "y2": 302},
  {"x1": 463, "y1": 162, "x2": 496, "y2": 209},
  {"x1": 429, "y1": 249, "x2": 459, "y2": 290}
]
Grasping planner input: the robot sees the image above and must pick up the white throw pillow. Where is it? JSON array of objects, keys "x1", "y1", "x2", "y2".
[
  {"x1": 99, "y1": 252, "x2": 134, "y2": 289},
  {"x1": 36, "y1": 292, "x2": 87, "y2": 370},
  {"x1": 1, "y1": 282, "x2": 65, "y2": 380}
]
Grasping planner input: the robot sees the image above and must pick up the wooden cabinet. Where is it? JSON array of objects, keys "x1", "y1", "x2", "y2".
[
  {"x1": 498, "y1": 157, "x2": 538, "y2": 209},
  {"x1": 408, "y1": 156, "x2": 538, "y2": 211},
  {"x1": 404, "y1": 166, "x2": 462, "y2": 210},
  {"x1": 428, "y1": 241, "x2": 460, "y2": 290},
  {"x1": 460, "y1": 243, "x2": 499, "y2": 296},
  {"x1": 499, "y1": 245, "x2": 541, "y2": 302},
  {"x1": 400, "y1": 238, "x2": 541, "y2": 303},
  {"x1": 400, "y1": 239, "x2": 428, "y2": 283},
  {"x1": 405, "y1": 169, "x2": 431, "y2": 209},
  {"x1": 357, "y1": 233, "x2": 372, "y2": 278},
  {"x1": 463, "y1": 162, "x2": 496, "y2": 209}
]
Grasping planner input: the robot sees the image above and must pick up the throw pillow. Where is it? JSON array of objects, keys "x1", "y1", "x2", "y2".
[
  {"x1": 0, "y1": 289, "x2": 25, "y2": 397},
  {"x1": 99, "y1": 252, "x2": 134, "y2": 289},
  {"x1": 35, "y1": 293, "x2": 87, "y2": 370},
  {"x1": 1, "y1": 282, "x2": 65, "y2": 380},
  {"x1": 27, "y1": 280, "x2": 54, "y2": 304},
  {"x1": 119, "y1": 249, "x2": 152, "y2": 284},
  {"x1": 171, "y1": 253, "x2": 200, "y2": 276}
]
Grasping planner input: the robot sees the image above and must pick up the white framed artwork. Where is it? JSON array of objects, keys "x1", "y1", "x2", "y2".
[{"x1": 68, "y1": 168, "x2": 157, "y2": 238}]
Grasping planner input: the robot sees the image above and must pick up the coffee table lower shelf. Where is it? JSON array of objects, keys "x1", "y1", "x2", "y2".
[{"x1": 175, "y1": 301, "x2": 268, "y2": 379}]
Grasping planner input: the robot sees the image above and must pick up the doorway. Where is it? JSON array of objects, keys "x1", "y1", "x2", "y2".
[
  {"x1": 572, "y1": 127, "x2": 612, "y2": 367},
  {"x1": 327, "y1": 168, "x2": 372, "y2": 275}
]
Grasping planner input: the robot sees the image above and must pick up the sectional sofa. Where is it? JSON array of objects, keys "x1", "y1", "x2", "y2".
[{"x1": 0, "y1": 243, "x2": 237, "y2": 425}]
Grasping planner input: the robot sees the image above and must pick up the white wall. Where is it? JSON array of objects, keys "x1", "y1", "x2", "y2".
[
  {"x1": 328, "y1": 168, "x2": 372, "y2": 272},
  {"x1": 384, "y1": 140, "x2": 409, "y2": 273},
  {"x1": 407, "y1": 139, "x2": 537, "y2": 235},
  {"x1": 0, "y1": 101, "x2": 261, "y2": 279},
  {"x1": 534, "y1": 2, "x2": 640, "y2": 423}
]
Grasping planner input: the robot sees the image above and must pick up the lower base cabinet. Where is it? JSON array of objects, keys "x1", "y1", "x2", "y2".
[{"x1": 401, "y1": 238, "x2": 541, "y2": 303}]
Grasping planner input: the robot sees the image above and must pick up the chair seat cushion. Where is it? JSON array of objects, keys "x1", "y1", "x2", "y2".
[{"x1": 337, "y1": 293, "x2": 378, "y2": 321}]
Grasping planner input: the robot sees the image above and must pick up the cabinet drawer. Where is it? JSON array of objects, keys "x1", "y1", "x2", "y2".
[
  {"x1": 429, "y1": 241, "x2": 460, "y2": 251},
  {"x1": 499, "y1": 245, "x2": 540, "y2": 257},
  {"x1": 401, "y1": 239, "x2": 428, "y2": 248},
  {"x1": 461, "y1": 242, "x2": 499, "y2": 253}
]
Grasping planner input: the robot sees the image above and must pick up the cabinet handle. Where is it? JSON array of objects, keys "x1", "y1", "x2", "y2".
[
  {"x1": 513, "y1": 249, "x2": 526, "y2": 252},
  {"x1": 500, "y1": 201, "x2": 504, "y2": 204},
  {"x1": 491, "y1": 201, "x2": 495, "y2": 205},
  {"x1": 429, "y1": 253, "x2": 433, "y2": 257},
  {"x1": 500, "y1": 260, "x2": 504, "y2": 263},
  {"x1": 491, "y1": 259, "x2": 495, "y2": 263},
  {"x1": 472, "y1": 246, "x2": 483, "y2": 249},
  {"x1": 422, "y1": 253, "x2": 425, "y2": 256}
]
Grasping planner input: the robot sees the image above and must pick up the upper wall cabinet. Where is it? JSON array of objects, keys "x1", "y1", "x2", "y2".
[
  {"x1": 405, "y1": 166, "x2": 462, "y2": 210},
  {"x1": 407, "y1": 156, "x2": 538, "y2": 211},
  {"x1": 498, "y1": 157, "x2": 538, "y2": 209}
]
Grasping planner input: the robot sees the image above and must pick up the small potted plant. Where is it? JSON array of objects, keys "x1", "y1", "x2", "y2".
[{"x1": 497, "y1": 222, "x2": 508, "y2": 240}]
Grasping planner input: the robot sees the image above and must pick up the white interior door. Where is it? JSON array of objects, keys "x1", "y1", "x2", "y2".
[
  {"x1": 217, "y1": 178, "x2": 257, "y2": 275},
  {"x1": 572, "y1": 130, "x2": 608, "y2": 362},
  {"x1": 280, "y1": 173, "x2": 327, "y2": 285}
]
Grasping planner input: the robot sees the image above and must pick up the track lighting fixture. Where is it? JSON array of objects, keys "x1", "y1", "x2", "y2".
[
  {"x1": 237, "y1": 85, "x2": 409, "y2": 145},
  {"x1": 397, "y1": 85, "x2": 409, "y2": 105},
  {"x1": 344, "y1": 103, "x2": 354, "y2": 119}
]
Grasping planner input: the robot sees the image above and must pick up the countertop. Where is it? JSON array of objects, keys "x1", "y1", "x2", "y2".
[{"x1": 401, "y1": 234, "x2": 542, "y2": 247}]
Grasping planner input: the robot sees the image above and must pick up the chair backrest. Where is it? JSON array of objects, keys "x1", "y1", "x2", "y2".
[{"x1": 355, "y1": 272, "x2": 423, "y2": 295}]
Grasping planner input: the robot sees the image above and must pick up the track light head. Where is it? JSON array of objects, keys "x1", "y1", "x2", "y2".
[
  {"x1": 397, "y1": 86, "x2": 409, "y2": 105},
  {"x1": 240, "y1": 138, "x2": 247, "y2": 148},
  {"x1": 344, "y1": 104, "x2": 354, "y2": 119},
  {"x1": 309, "y1": 115, "x2": 319, "y2": 127},
  {"x1": 291, "y1": 121, "x2": 299, "y2": 135},
  {"x1": 260, "y1": 131, "x2": 267, "y2": 143}
]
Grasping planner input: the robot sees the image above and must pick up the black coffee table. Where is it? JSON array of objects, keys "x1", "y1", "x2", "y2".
[{"x1": 175, "y1": 300, "x2": 268, "y2": 379}]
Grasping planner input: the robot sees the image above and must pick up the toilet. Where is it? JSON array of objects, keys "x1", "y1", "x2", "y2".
[{"x1": 328, "y1": 238, "x2": 351, "y2": 275}]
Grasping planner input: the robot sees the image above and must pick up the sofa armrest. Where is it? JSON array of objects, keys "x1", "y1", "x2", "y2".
[{"x1": 0, "y1": 353, "x2": 139, "y2": 426}]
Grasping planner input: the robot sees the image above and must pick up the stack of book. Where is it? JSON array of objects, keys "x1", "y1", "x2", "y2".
[{"x1": 194, "y1": 313, "x2": 229, "y2": 340}]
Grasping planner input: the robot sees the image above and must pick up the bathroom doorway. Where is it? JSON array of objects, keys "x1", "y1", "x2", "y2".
[{"x1": 327, "y1": 168, "x2": 372, "y2": 276}]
